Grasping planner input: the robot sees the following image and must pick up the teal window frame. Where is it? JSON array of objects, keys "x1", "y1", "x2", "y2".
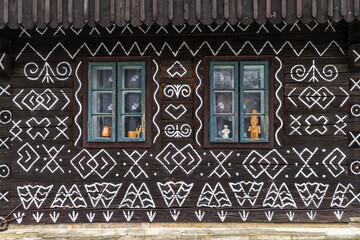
[
  {"x1": 209, "y1": 61, "x2": 239, "y2": 142},
  {"x1": 240, "y1": 61, "x2": 269, "y2": 143},
  {"x1": 87, "y1": 62, "x2": 146, "y2": 143},
  {"x1": 209, "y1": 60, "x2": 269, "y2": 143},
  {"x1": 117, "y1": 62, "x2": 146, "y2": 142},
  {"x1": 88, "y1": 62, "x2": 116, "y2": 142}
]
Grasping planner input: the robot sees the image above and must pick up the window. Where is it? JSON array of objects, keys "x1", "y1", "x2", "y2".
[
  {"x1": 83, "y1": 57, "x2": 152, "y2": 148},
  {"x1": 203, "y1": 56, "x2": 274, "y2": 149}
]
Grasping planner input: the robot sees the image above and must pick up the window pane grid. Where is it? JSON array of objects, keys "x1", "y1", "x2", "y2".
[
  {"x1": 118, "y1": 62, "x2": 145, "y2": 142},
  {"x1": 88, "y1": 63, "x2": 116, "y2": 142},
  {"x1": 240, "y1": 61, "x2": 269, "y2": 143},
  {"x1": 210, "y1": 62, "x2": 238, "y2": 142}
]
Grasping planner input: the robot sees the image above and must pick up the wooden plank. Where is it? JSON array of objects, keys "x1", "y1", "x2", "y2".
[
  {"x1": 270, "y1": 0, "x2": 282, "y2": 24},
  {"x1": 286, "y1": 0, "x2": 297, "y2": 23},
  {"x1": 68, "y1": 0, "x2": 73, "y2": 24},
  {"x1": 196, "y1": 0, "x2": 201, "y2": 21},
  {"x1": 355, "y1": 0, "x2": 360, "y2": 17},
  {"x1": 315, "y1": 0, "x2": 327, "y2": 23},
  {"x1": 156, "y1": 0, "x2": 169, "y2": 26},
  {"x1": 241, "y1": 0, "x2": 254, "y2": 25},
  {"x1": 57, "y1": 0, "x2": 62, "y2": 23},
  {"x1": 110, "y1": 0, "x2": 114, "y2": 21},
  {"x1": 282, "y1": 0, "x2": 286, "y2": 18},
  {"x1": 215, "y1": 0, "x2": 225, "y2": 25},
  {"x1": 212, "y1": 0, "x2": 217, "y2": 20},
  {"x1": 153, "y1": 0, "x2": 157, "y2": 21},
  {"x1": 139, "y1": 0, "x2": 145, "y2": 22},
  {"x1": 17, "y1": 0, "x2": 22, "y2": 25},
  {"x1": 36, "y1": 0, "x2": 46, "y2": 29},
  {"x1": 201, "y1": 0, "x2": 212, "y2": 25},
  {"x1": 125, "y1": 0, "x2": 130, "y2": 22},
  {"x1": 227, "y1": 0, "x2": 238, "y2": 25},
  {"x1": 297, "y1": 0, "x2": 302, "y2": 18},
  {"x1": 61, "y1": 0, "x2": 70, "y2": 28},
  {"x1": 143, "y1": 0, "x2": 153, "y2": 26},
  {"x1": 73, "y1": 0, "x2": 85, "y2": 29},
  {"x1": 7, "y1": 0, "x2": 18, "y2": 29},
  {"x1": 94, "y1": 0, "x2": 99, "y2": 23},
  {"x1": 22, "y1": 0, "x2": 35, "y2": 29},
  {"x1": 224, "y1": 0, "x2": 229, "y2": 19},
  {"x1": 331, "y1": 0, "x2": 341, "y2": 22},
  {"x1": 168, "y1": 0, "x2": 173, "y2": 21},
  {"x1": 185, "y1": 0, "x2": 197, "y2": 25},
  {"x1": 115, "y1": 0, "x2": 125, "y2": 27},
  {"x1": 130, "y1": 0, "x2": 141, "y2": 27},
  {"x1": 32, "y1": 0, "x2": 37, "y2": 24},
  {"x1": 99, "y1": 0, "x2": 111, "y2": 27},
  {"x1": 83, "y1": 0, "x2": 88, "y2": 23},
  {"x1": 301, "y1": 0, "x2": 312, "y2": 23},
  {"x1": 172, "y1": 0, "x2": 185, "y2": 26},
  {"x1": 237, "y1": 0, "x2": 243, "y2": 19},
  {"x1": 45, "y1": 0, "x2": 50, "y2": 24},
  {"x1": 256, "y1": 0, "x2": 266, "y2": 25}
]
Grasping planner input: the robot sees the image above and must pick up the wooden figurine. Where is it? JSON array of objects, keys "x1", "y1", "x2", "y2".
[
  {"x1": 128, "y1": 125, "x2": 142, "y2": 138},
  {"x1": 222, "y1": 125, "x2": 230, "y2": 139},
  {"x1": 248, "y1": 110, "x2": 261, "y2": 138}
]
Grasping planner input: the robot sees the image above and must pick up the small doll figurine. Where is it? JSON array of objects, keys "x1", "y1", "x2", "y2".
[
  {"x1": 248, "y1": 109, "x2": 261, "y2": 138},
  {"x1": 222, "y1": 125, "x2": 230, "y2": 139}
]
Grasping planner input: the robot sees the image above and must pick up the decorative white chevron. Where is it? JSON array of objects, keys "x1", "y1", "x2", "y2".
[
  {"x1": 263, "y1": 183, "x2": 297, "y2": 209},
  {"x1": 85, "y1": 182, "x2": 122, "y2": 208},
  {"x1": 165, "y1": 104, "x2": 187, "y2": 120},
  {"x1": 15, "y1": 40, "x2": 345, "y2": 62},
  {"x1": 295, "y1": 182, "x2": 329, "y2": 208},
  {"x1": 197, "y1": 182, "x2": 232, "y2": 208},
  {"x1": 17, "y1": 143, "x2": 40, "y2": 172},
  {"x1": 322, "y1": 148, "x2": 346, "y2": 177},
  {"x1": 119, "y1": 183, "x2": 155, "y2": 208},
  {"x1": 195, "y1": 210, "x2": 205, "y2": 221},
  {"x1": 217, "y1": 211, "x2": 227, "y2": 222},
  {"x1": 157, "y1": 181, "x2": 193, "y2": 208},
  {"x1": 229, "y1": 181, "x2": 263, "y2": 206},
  {"x1": 166, "y1": 61, "x2": 187, "y2": 77},
  {"x1": 51, "y1": 185, "x2": 87, "y2": 208}
]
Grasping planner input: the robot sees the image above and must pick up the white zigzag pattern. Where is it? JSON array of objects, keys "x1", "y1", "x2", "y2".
[{"x1": 15, "y1": 40, "x2": 345, "y2": 62}]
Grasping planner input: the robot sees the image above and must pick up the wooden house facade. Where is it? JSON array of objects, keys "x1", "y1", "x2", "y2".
[{"x1": 1, "y1": 0, "x2": 360, "y2": 226}]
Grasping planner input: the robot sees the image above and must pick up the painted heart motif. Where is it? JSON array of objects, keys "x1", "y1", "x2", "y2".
[{"x1": 165, "y1": 104, "x2": 187, "y2": 120}]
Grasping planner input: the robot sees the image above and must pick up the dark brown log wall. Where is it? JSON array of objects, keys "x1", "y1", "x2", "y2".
[{"x1": 0, "y1": 21, "x2": 359, "y2": 224}]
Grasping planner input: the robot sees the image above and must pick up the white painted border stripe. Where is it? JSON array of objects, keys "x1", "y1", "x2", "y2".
[
  {"x1": 195, "y1": 60, "x2": 203, "y2": 146},
  {"x1": 74, "y1": 61, "x2": 82, "y2": 146},
  {"x1": 152, "y1": 59, "x2": 160, "y2": 144},
  {"x1": 275, "y1": 56, "x2": 283, "y2": 147}
]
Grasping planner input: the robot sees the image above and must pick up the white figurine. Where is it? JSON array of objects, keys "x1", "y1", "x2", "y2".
[{"x1": 222, "y1": 125, "x2": 230, "y2": 139}]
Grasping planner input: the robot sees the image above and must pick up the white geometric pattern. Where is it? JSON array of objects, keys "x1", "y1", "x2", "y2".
[
  {"x1": 71, "y1": 149, "x2": 117, "y2": 179},
  {"x1": 17, "y1": 143, "x2": 40, "y2": 172},
  {"x1": 243, "y1": 150, "x2": 288, "y2": 180},
  {"x1": 156, "y1": 143, "x2": 202, "y2": 175}
]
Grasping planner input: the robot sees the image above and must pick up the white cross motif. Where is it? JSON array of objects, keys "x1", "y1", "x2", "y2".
[
  {"x1": 0, "y1": 85, "x2": 10, "y2": 96},
  {"x1": 54, "y1": 116, "x2": 69, "y2": 140},
  {"x1": 289, "y1": 115, "x2": 302, "y2": 135},
  {"x1": 209, "y1": 151, "x2": 232, "y2": 178},
  {"x1": 41, "y1": 145, "x2": 65, "y2": 173},
  {"x1": 123, "y1": 150, "x2": 148, "y2": 179},
  {"x1": 10, "y1": 120, "x2": 22, "y2": 142},
  {"x1": 293, "y1": 147, "x2": 318, "y2": 178},
  {"x1": 0, "y1": 191, "x2": 9, "y2": 202},
  {"x1": 0, "y1": 137, "x2": 9, "y2": 149},
  {"x1": 334, "y1": 115, "x2": 347, "y2": 135},
  {"x1": 350, "y1": 78, "x2": 360, "y2": 91},
  {"x1": 349, "y1": 132, "x2": 360, "y2": 147}
]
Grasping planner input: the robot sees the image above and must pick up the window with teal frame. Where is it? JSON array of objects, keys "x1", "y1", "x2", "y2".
[
  {"x1": 209, "y1": 60, "x2": 269, "y2": 143},
  {"x1": 87, "y1": 62, "x2": 146, "y2": 143}
]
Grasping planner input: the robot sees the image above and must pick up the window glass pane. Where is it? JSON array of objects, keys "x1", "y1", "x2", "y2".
[
  {"x1": 123, "y1": 92, "x2": 142, "y2": 113},
  {"x1": 243, "y1": 115, "x2": 267, "y2": 139},
  {"x1": 92, "y1": 92, "x2": 113, "y2": 114},
  {"x1": 92, "y1": 116, "x2": 113, "y2": 138},
  {"x1": 213, "y1": 66, "x2": 234, "y2": 89},
  {"x1": 244, "y1": 91, "x2": 264, "y2": 114},
  {"x1": 214, "y1": 116, "x2": 234, "y2": 139},
  {"x1": 93, "y1": 67, "x2": 113, "y2": 89},
  {"x1": 123, "y1": 67, "x2": 142, "y2": 88},
  {"x1": 214, "y1": 92, "x2": 233, "y2": 114},
  {"x1": 123, "y1": 116, "x2": 142, "y2": 138},
  {"x1": 243, "y1": 65, "x2": 264, "y2": 89}
]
